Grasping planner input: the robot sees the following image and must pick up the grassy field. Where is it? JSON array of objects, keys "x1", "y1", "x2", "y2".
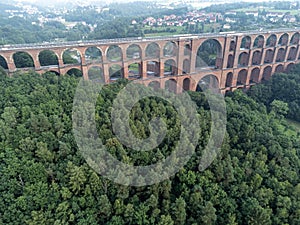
[
  {"x1": 283, "y1": 119, "x2": 300, "y2": 137},
  {"x1": 286, "y1": 119, "x2": 300, "y2": 132},
  {"x1": 236, "y1": 7, "x2": 300, "y2": 15}
]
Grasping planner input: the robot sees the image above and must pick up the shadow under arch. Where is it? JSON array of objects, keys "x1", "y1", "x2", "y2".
[
  {"x1": 13, "y1": 51, "x2": 35, "y2": 68},
  {"x1": 39, "y1": 50, "x2": 59, "y2": 67},
  {"x1": 0, "y1": 55, "x2": 8, "y2": 69},
  {"x1": 66, "y1": 68, "x2": 83, "y2": 77}
]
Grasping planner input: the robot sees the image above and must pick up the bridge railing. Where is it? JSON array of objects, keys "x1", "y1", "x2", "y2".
[{"x1": 1, "y1": 27, "x2": 300, "y2": 51}]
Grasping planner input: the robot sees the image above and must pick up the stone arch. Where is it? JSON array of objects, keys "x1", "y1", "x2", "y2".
[
  {"x1": 13, "y1": 51, "x2": 35, "y2": 68},
  {"x1": 227, "y1": 54, "x2": 234, "y2": 68},
  {"x1": 225, "y1": 72, "x2": 233, "y2": 87},
  {"x1": 229, "y1": 40, "x2": 236, "y2": 51},
  {"x1": 266, "y1": 34, "x2": 277, "y2": 47},
  {"x1": 184, "y1": 44, "x2": 191, "y2": 56},
  {"x1": 148, "y1": 80, "x2": 160, "y2": 91},
  {"x1": 275, "y1": 48, "x2": 286, "y2": 62},
  {"x1": 240, "y1": 36, "x2": 251, "y2": 49},
  {"x1": 146, "y1": 42, "x2": 160, "y2": 58},
  {"x1": 39, "y1": 50, "x2": 59, "y2": 67},
  {"x1": 262, "y1": 66, "x2": 272, "y2": 81},
  {"x1": 264, "y1": 49, "x2": 275, "y2": 63},
  {"x1": 253, "y1": 35, "x2": 264, "y2": 48},
  {"x1": 164, "y1": 59, "x2": 177, "y2": 76},
  {"x1": 278, "y1": 33, "x2": 289, "y2": 46},
  {"x1": 107, "y1": 45, "x2": 122, "y2": 62},
  {"x1": 250, "y1": 67, "x2": 260, "y2": 83},
  {"x1": 238, "y1": 52, "x2": 249, "y2": 67},
  {"x1": 128, "y1": 62, "x2": 141, "y2": 78},
  {"x1": 163, "y1": 41, "x2": 177, "y2": 57},
  {"x1": 109, "y1": 64, "x2": 123, "y2": 81},
  {"x1": 252, "y1": 50, "x2": 262, "y2": 65},
  {"x1": 183, "y1": 59, "x2": 190, "y2": 74},
  {"x1": 85, "y1": 47, "x2": 102, "y2": 63},
  {"x1": 0, "y1": 55, "x2": 8, "y2": 69},
  {"x1": 237, "y1": 69, "x2": 248, "y2": 85},
  {"x1": 196, "y1": 74, "x2": 219, "y2": 92},
  {"x1": 66, "y1": 68, "x2": 82, "y2": 77},
  {"x1": 286, "y1": 63, "x2": 294, "y2": 73},
  {"x1": 165, "y1": 78, "x2": 177, "y2": 93},
  {"x1": 183, "y1": 77, "x2": 191, "y2": 91},
  {"x1": 126, "y1": 44, "x2": 141, "y2": 59},
  {"x1": 88, "y1": 66, "x2": 104, "y2": 82},
  {"x1": 196, "y1": 39, "x2": 222, "y2": 69},
  {"x1": 62, "y1": 48, "x2": 81, "y2": 65},
  {"x1": 287, "y1": 47, "x2": 297, "y2": 61},
  {"x1": 275, "y1": 64, "x2": 284, "y2": 73},
  {"x1": 147, "y1": 61, "x2": 159, "y2": 77},
  {"x1": 290, "y1": 32, "x2": 299, "y2": 45}
]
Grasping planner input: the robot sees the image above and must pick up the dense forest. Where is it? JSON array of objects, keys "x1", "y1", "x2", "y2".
[{"x1": 0, "y1": 66, "x2": 299, "y2": 224}]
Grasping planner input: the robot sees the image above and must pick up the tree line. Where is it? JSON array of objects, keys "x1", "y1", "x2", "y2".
[{"x1": 0, "y1": 66, "x2": 299, "y2": 224}]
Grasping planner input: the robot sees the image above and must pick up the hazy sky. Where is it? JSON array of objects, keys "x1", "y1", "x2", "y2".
[{"x1": 12, "y1": 0, "x2": 296, "y2": 6}]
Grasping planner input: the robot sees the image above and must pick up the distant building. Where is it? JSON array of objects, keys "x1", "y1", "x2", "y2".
[
  {"x1": 245, "y1": 11, "x2": 259, "y2": 17},
  {"x1": 223, "y1": 24, "x2": 231, "y2": 29}
]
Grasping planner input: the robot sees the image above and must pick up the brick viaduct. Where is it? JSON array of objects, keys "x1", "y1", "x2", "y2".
[{"x1": 0, "y1": 28, "x2": 299, "y2": 94}]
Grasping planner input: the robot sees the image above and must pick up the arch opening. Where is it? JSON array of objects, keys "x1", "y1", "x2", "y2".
[
  {"x1": 196, "y1": 39, "x2": 222, "y2": 69},
  {"x1": 13, "y1": 51, "x2": 35, "y2": 68},
  {"x1": 275, "y1": 64, "x2": 284, "y2": 73},
  {"x1": 225, "y1": 72, "x2": 233, "y2": 87},
  {"x1": 286, "y1": 63, "x2": 294, "y2": 73},
  {"x1": 128, "y1": 63, "x2": 141, "y2": 79},
  {"x1": 262, "y1": 66, "x2": 272, "y2": 81},
  {"x1": 63, "y1": 49, "x2": 81, "y2": 65},
  {"x1": 250, "y1": 68, "x2": 260, "y2": 83},
  {"x1": 278, "y1": 33, "x2": 289, "y2": 46},
  {"x1": 227, "y1": 54, "x2": 234, "y2": 68},
  {"x1": 126, "y1": 44, "x2": 141, "y2": 59},
  {"x1": 266, "y1": 34, "x2": 277, "y2": 47},
  {"x1": 196, "y1": 74, "x2": 219, "y2": 92},
  {"x1": 264, "y1": 49, "x2": 275, "y2": 63},
  {"x1": 287, "y1": 47, "x2": 297, "y2": 61},
  {"x1": 107, "y1": 45, "x2": 122, "y2": 62},
  {"x1": 275, "y1": 48, "x2": 286, "y2": 62},
  {"x1": 164, "y1": 59, "x2": 177, "y2": 76},
  {"x1": 85, "y1": 47, "x2": 102, "y2": 63},
  {"x1": 290, "y1": 33, "x2": 299, "y2": 45},
  {"x1": 165, "y1": 79, "x2": 177, "y2": 93},
  {"x1": 146, "y1": 43, "x2": 160, "y2": 58},
  {"x1": 253, "y1": 35, "x2": 264, "y2": 48},
  {"x1": 183, "y1": 59, "x2": 190, "y2": 74},
  {"x1": 39, "y1": 50, "x2": 59, "y2": 67},
  {"x1": 66, "y1": 68, "x2": 82, "y2": 77},
  {"x1": 240, "y1": 36, "x2": 251, "y2": 49},
  {"x1": 88, "y1": 66, "x2": 104, "y2": 82},
  {"x1": 148, "y1": 80, "x2": 160, "y2": 91},
  {"x1": 238, "y1": 52, "x2": 249, "y2": 67},
  {"x1": 184, "y1": 44, "x2": 191, "y2": 56},
  {"x1": 229, "y1": 40, "x2": 236, "y2": 51},
  {"x1": 163, "y1": 41, "x2": 177, "y2": 57},
  {"x1": 147, "y1": 61, "x2": 160, "y2": 77},
  {"x1": 237, "y1": 69, "x2": 248, "y2": 85},
  {"x1": 109, "y1": 64, "x2": 123, "y2": 81},
  {"x1": 0, "y1": 55, "x2": 8, "y2": 69},
  {"x1": 183, "y1": 78, "x2": 190, "y2": 91},
  {"x1": 252, "y1": 51, "x2": 262, "y2": 65}
]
